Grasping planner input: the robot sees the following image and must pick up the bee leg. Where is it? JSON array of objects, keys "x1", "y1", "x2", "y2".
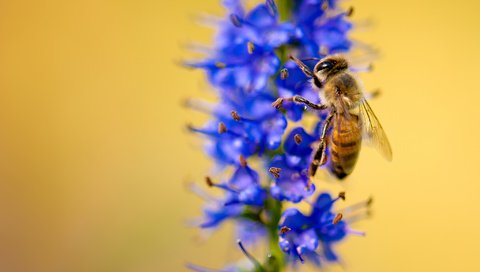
[
  {"x1": 272, "y1": 95, "x2": 327, "y2": 110},
  {"x1": 309, "y1": 112, "x2": 335, "y2": 178}
]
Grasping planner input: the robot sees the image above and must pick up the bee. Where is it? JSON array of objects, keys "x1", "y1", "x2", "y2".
[{"x1": 272, "y1": 55, "x2": 392, "y2": 179}]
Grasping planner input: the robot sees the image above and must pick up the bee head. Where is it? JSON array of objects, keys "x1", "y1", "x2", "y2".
[{"x1": 314, "y1": 55, "x2": 349, "y2": 77}]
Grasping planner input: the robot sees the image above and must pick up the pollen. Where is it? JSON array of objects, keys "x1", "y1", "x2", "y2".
[
  {"x1": 239, "y1": 155, "x2": 247, "y2": 167},
  {"x1": 269, "y1": 167, "x2": 281, "y2": 178},
  {"x1": 320, "y1": 45, "x2": 329, "y2": 55},
  {"x1": 367, "y1": 196, "x2": 374, "y2": 206},
  {"x1": 229, "y1": 14, "x2": 242, "y2": 27},
  {"x1": 247, "y1": 42, "x2": 255, "y2": 54},
  {"x1": 205, "y1": 176, "x2": 214, "y2": 187},
  {"x1": 332, "y1": 213, "x2": 343, "y2": 224},
  {"x1": 215, "y1": 62, "x2": 226, "y2": 69},
  {"x1": 294, "y1": 134, "x2": 302, "y2": 144},
  {"x1": 280, "y1": 68, "x2": 289, "y2": 80},
  {"x1": 231, "y1": 111, "x2": 241, "y2": 121},
  {"x1": 321, "y1": 1, "x2": 329, "y2": 11},
  {"x1": 346, "y1": 7, "x2": 354, "y2": 17},
  {"x1": 279, "y1": 226, "x2": 291, "y2": 234},
  {"x1": 218, "y1": 122, "x2": 227, "y2": 134}
]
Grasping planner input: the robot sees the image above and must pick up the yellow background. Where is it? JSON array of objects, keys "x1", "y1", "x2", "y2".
[{"x1": 0, "y1": 0, "x2": 479, "y2": 271}]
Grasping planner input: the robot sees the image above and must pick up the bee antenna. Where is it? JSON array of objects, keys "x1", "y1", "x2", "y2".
[
  {"x1": 301, "y1": 57, "x2": 321, "y2": 62},
  {"x1": 289, "y1": 55, "x2": 314, "y2": 78}
]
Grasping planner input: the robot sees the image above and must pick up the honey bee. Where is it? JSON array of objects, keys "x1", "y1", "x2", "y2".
[{"x1": 273, "y1": 55, "x2": 392, "y2": 179}]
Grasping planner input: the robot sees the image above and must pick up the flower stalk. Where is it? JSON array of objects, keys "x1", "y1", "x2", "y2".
[{"x1": 186, "y1": 0, "x2": 375, "y2": 271}]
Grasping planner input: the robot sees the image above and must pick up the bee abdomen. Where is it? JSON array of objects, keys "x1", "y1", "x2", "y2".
[{"x1": 329, "y1": 117, "x2": 362, "y2": 179}]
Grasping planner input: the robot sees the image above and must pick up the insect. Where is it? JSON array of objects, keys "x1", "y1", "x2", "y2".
[{"x1": 272, "y1": 55, "x2": 392, "y2": 179}]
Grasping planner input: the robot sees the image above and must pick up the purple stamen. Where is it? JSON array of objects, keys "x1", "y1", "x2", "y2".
[
  {"x1": 237, "y1": 240, "x2": 262, "y2": 268},
  {"x1": 293, "y1": 244, "x2": 305, "y2": 263},
  {"x1": 347, "y1": 228, "x2": 366, "y2": 236},
  {"x1": 185, "y1": 263, "x2": 224, "y2": 272}
]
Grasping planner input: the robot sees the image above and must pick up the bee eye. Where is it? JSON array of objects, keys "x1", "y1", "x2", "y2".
[{"x1": 317, "y1": 60, "x2": 335, "y2": 71}]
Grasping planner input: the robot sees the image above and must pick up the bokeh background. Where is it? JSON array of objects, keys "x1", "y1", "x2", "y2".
[{"x1": 0, "y1": 0, "x2": 479, "y2": 271}]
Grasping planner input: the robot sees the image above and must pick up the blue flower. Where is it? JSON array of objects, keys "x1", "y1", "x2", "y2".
[
  {"x1": 200, "y1": 163, "x2": 267, "y2": 228},
  {"x1": 269, "y1": 154, "x2": 315, "y2": 203},
  {"x1": 268, "y1": 127, "x2": 321, "y2": 203},
  {"x1": 283, "y1": 127, "x2": 317, "y2": 157},
  {"x1": 190, "y1": 2, "x2": 295, "y2": 94},
  {"x1": 190, "y1": 93, "x2": 287, "y2": 165},
  {"x1": 291, "y1": 0, "x2": 352, "y2": 56},
  {"x1": 278, "y1": 208, "x2": 318, "y2": 264},
  {"x1": 278, "y1": 192, "x2": 348, "y2": 265}
]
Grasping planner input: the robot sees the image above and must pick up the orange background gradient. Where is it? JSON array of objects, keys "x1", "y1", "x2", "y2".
[{"x1": 0, "y1": 0, "x2": 479, "y2": 271}]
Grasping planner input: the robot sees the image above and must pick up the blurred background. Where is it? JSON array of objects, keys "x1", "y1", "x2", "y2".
[{"x1": 0, "y1": 0, "x2": 479, "y2": 271}]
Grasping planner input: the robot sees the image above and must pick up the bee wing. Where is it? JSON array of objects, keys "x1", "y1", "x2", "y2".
[{"x1": 358, "y1": 98, "x2": 393, "y2": 161}]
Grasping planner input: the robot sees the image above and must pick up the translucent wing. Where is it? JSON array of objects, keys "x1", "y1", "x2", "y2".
[{"x1": 358, "y1": 98, "x2": 393, "y2": 161}]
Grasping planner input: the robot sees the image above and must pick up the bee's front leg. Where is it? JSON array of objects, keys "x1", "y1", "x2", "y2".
[
  {"x1": 272, "y1": 95, "x2": 327, "y2": 111},
  {"x1": 309, "y1": 111, "x2": 335, "y2": 178}
]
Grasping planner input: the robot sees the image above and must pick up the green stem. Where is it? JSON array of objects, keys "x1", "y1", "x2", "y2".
[
  {"x1": 277, "y1": 0, "x2": 294, "y2": 22},
  {"x1": 263, "y1": 195, "x2": 284, "y2": 272},
  {"x1": 262, "y1": 1, "x2": 296, "y2": 271}
]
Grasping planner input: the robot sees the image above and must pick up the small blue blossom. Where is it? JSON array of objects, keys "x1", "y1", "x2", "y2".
[
  {"x1": 279, "y1": 208, "x2": 318, "y2": 264},
  {"x1": 269, "y1": 154, "x2": 315, "y2": 203},
  {"x1": 190, "y1": 3, "x2": 295, "y2": 93},
  {"x1": 291, "y1": 0, "x2": 352, "y2": 56},
  {"x1": 278, "y1": 192, "x2": 348, "y2": 265},
  {"x1": 190, "y1": 93, "x2": 287, "y2": 165},
  {"x1": 283, "y1": 127, "x2": 317, "y2": 157},
  {"x1": 200, "y1": 163, "x2": 267, "y2": 228}
]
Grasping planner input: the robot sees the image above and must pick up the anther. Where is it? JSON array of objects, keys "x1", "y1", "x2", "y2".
[
  {"x1": 231, "y1": 111, "x2": 241, "y2": 121},
  {"x1": 218, "y1": 122, "x2": 227, "y2": 134},
  {"x1": 338, "y1": 191, "x2": 346, "y2": 201},
  {"x1": 332, "y1": 213, "x2": 343, "y2": 224},
  {"x1": 280, "y1": 68, "x2": 288, "y2": 80},
  {"x1": 320, "y1": 45, "x2": 329, "y2": 56},
  {"x1": 346, "y1": 6, "x2": 354, "y2": 17},
  {"x1": 321, "y1": 0, "x2": 329, "y2": 11},
  {"x1": 370, "y1": 89, "x2": 381, "y2": 99},
  {"x1": 247, "y1": 41, "x2": 255, "y2": 54},
  {"x1": 269, "y1": 167, "x2": 281, "y2": 178},
  {"x1": 205, "y1": 176, "x2": 214, "y2": 187},
  {"x1": 272, "y1": 98, "x2": 284, "y2": 109},
  {"x1": 340, "y1": 196, "x2": 374, "y2": 215},
  {"x1": 279, "y1": 226, "x2": 291, "y2": 234},
  {"x1": 239, "y1": 155, "x2": 247, "y2": 167},
  {"x1": 229, "y1": 14, "x2": 243, "y2": 27},
  {"x1": 186, "y1": 123, "x2": 194, "y2": 131},
  {"x1": 294, "y1": 134, "x2": 302, "y2": 144},
  {"x1": 367, "y1": 196, "x2": 373, "y2": 206},
  {"x1": 215, "y1": 62, "x2": 226, "y2": 69}
]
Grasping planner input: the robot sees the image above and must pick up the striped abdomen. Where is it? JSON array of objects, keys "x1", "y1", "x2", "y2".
[{"x1": 328, "y1": 114, "x2": 362, "y2": 179}]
